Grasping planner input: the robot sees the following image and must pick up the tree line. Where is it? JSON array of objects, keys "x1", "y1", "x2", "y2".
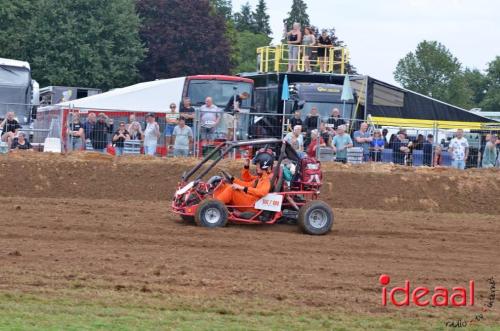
[{"x1": 394, "y1": 41, "x2": 499, "y2": 111}]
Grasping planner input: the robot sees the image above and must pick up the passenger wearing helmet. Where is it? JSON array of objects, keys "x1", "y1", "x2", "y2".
[{"x1": 214, "y1": 150, "x2": 274, "y2": 211}]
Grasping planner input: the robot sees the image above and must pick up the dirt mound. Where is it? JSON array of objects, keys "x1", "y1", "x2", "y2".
[{"x1": 1, "y1": 152, "x2": 499, "y2": 214}]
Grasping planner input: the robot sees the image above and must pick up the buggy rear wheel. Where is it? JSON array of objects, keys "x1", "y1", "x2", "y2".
[
  {"x1": 195, "y1": 199, "x2": 228, "y2": 228},
  {"x1": 298, "y1": 200, "x2": 333, "y2": 235}
]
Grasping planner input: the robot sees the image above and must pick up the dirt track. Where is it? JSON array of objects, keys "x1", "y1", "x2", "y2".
[{"x1": 0, "y1": 153, "x2": 499, "y2": 321}]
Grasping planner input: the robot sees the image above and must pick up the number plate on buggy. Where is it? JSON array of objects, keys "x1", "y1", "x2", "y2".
[{"x1": 255, "y1": 194, "x2": 283, "y2": 212}]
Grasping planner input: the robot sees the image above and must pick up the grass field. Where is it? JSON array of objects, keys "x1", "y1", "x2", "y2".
[{"x1": 0, "y1": 292, "x2": 498, "y2": 331}]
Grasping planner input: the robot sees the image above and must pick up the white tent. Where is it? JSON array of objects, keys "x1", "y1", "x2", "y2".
[{"x1": 57, "y1": 77, "x2": 186, "y2": 113}]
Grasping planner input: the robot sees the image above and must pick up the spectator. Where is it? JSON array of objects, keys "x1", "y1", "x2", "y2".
[
  {"x1": 353, "y1": 122, "x2": 373, "y2": 161},
  {"x1": 90, "y1": 113, "x2": 113, "y2": 153},
  {"x1": 126, "y1": 114, "x2": 137, "y2": 132},
  {"x1": 287, "y1": 22, "x2": 302, "y2": 72},
  {"x1": 388, "y1": 133, "x2": 398, "y2": 149},
  {"x1": 319, "y1": 121, "x2": 331, "y2": 147},
  {"x1": 413, "y1": 134, "x2": 425, "y2": 150},
  {"x1": 332, "y1": 125, "x2": 353, "y2": 163},
  {"x1": 10, "y1": 132, "x2": 32, "y2": 151},
  {"x1": 112, "y1": 121, "x2": 130, "y2": 156},
  {"x1": 284, "y1": 125, "x2": 304, "y2": 153},
  {"x1": 302, "y1": 27, "x2": 316, "y2": 72},
  {"x1": 289, "y1": 110, "x2": 303, "y2": 131},
  {"x1": 422, "y1": 134, "x2": 434, "y2": 167},
  {"x1": 172, "y1": 117, "x2": 193, "y2": 157},
  {"x1": 392, "y1": 131, "x2": 410, "y2": 165},
  {"x1": 370, "y1": 129, "x2": 385, "y2": 162},
  {"x1": 165, "y1": 102, "x2": 180, "y2": 149},
  {"x1": 317, "y1": 29, "x2": 332, "y2": 72},
  {"x1": 128, "y1": 121, "x2": 143, "y2": 141},
  {"x1": 307, "y1": 129, "x2": 326, "y2": 158},
  {"x1": 304, "y1": 106, "x2": 320, "y2": 132},
  {"x1": 66, "y1": 113, "x2": 84, "y2": 152},
  {"x1": 0, "y1": 112, "x2": 21, "y2": 148},
  {"x1": 143, "y1": 113, "x2": 160, "y2": 156},
  {"x1": 327, "y1": 108, "x2": 345, "y2": 130},
  {"x1": 478, "y1": 134, "x2": 491, "y2": 166},
  {"x1": 433, "y1": 145, "x2": 444, "y2": 167},
  {"x1": 83, "y1": 112, "x2": 97, "y2": 149},
  {"x1": 225, "y1": 92, "x2": 250, "y2": 113},
  {"x1": 449, "y1": 129, "x2": 469, "y2": 170},
  {"x1": 199, "y1": 97, "x2": 221, "y2": 144},
  {"x1": 180, "y1": 97, "x2": 195, "y2": 132},
  {"x1": 382, "y1": 128, "x2": 389, "y2": 147},
  {"x1": 482, "y1": 134, "x2": 498, "y2": 168}
]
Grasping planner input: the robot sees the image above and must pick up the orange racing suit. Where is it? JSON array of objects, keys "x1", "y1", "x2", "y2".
[{"x1": 214, "y1": 167, "x2": 271, "y2": 211}]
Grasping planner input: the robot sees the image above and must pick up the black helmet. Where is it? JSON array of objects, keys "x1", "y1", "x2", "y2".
[{"x1": 253, "y1": 150, "x2": 274, "y2": 170}]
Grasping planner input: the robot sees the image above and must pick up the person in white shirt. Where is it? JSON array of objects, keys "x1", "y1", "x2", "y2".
[
  {"x1": 284, "y1": 125, "x2": 304, "y2": 152},
  {"x1": 449, "y1": 129, "x2": 469, "y2": 170},
  {"x1": 143, "y1": 113, "x2": 160, "y2": 156},
  {"x1": 199, "y1": 97, "x2": 220, "y2": 144}
]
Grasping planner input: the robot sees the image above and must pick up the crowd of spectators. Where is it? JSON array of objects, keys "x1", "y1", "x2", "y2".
[{"x1": 282, "y1": 108, "x2": 500, "y2": 169}]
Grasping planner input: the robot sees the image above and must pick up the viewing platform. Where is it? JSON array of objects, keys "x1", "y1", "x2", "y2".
[{"x1": 256, "y1": 44, "x2": 349, "y2": 74}]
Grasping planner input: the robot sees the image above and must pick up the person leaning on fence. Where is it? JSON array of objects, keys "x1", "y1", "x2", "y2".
[
  {"x1": 302, "y1": 27, "x2": 316, "y2": 72},
  {"x1": 392, "y1": 131, "x2": 410, "y2": 165},
  {"x1": 199, "y1": 97, "x2": 221, "y2": 144},
  {"x1": 128, "y1": 121, "x2": 143, "y2": 141},
  {"x1": 284, "y1": 125, "x2": 304, "y2": 153},
  {"x1": 319, "y1": 121, "x2": 332, "y2": 147},
  {"x1": 67, "y1": 113, "x2": 84, "y2": 152},
  {"x1": 112, "y1": 121, "x2": 130, "y2": 156},
  {"x1": 307, "y1": 129, "x2": 326, "y2": 158},
  {"x1": 353, "y1": 122, "x2": 373, "y2": 162},
  {"x1": 382, "y1": 128, "x2": 389, "y2": 147},
  {"x1": 422, "y1": 134, "x2": 434, "y2": 167},
  {"x1": 83, "y1": 112, "x2": 97, "y2": 149},
  {"x1": 126, "y1": 114, "x2": 136, "y2": 132},
  {"x1": 165, "y1": 102, "x2": 180, "y2": 150},
  {"x1": 0, "y1": 112, "x2": 21, "y2": 149},
  {"x1": 172, "y1": 117, "x2": 193, "y2": 157},
  {"x1": 332, "y1": 125, "x2": 353, "y2": 163},
  {"x1": 370, "y1": 130, "x2": 385, "y2": 162},
  {"x1": 433, "y1": 145, "x2": 444, "y2": 167},
  {"x1": 143, "y1": 113, "x2": 160, "y2": 156},
  {"x1": 449, "y1": 129, "x2": 469, "y2": 170},
  {"x1": 10, "y1": 132, "x2": 33, "y2": 151},
  {"x1": 90, "y1": 113, "x2": 114, "y2": 153},
  {"x1": 287, "y1": 22, "x2": 302, "y2": 72},
  {"x1": 317, "y1": 29, "x2": 333, "y2": 72},
  {"x1": 482, "y1": 134, "x2": 498, "y2": 168}
]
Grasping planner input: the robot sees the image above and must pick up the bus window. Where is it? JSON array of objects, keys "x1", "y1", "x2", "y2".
[{"x1": 187, "y1": 80, "x2": 253, "y2": 108}]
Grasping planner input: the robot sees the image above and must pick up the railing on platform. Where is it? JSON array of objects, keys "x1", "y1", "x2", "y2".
[{"x1": 256, "y1": 44, "x2": 349, "y2": 74}]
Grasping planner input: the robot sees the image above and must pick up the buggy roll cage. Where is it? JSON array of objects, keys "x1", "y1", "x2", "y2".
[{"x1": 182, "y1": 138, "x2": 301, "y2": 185}]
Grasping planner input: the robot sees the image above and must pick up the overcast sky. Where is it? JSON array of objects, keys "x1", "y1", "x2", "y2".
[{"x1": 232, "y1": 0, "x2": 500, "y2": 85}]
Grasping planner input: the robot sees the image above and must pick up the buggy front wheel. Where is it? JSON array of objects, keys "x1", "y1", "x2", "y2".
[
  {"x1": 195, "y1": 199, "x2": 228, "y2": 228},
  {"x1": 298, "y1": 200, "x2": 333, "y2": 235}
]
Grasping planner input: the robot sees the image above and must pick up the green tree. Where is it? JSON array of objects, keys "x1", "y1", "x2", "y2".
[
  {"x1": 480, "y1": 56, "x2": 500, "y2": 112},
  {"x1": 285, "y1": 0, "x2": 310, "y2": 30},
  {"x1": 137, "y1": 0, "x2": 232, "y2": 79},
  {"x1": 0, "y1": 0, "x2": 145, "y2": 90},
  {"x1": 234, "y1": 2, "x2": 256, "y2": 32},
  {"x1": 463, "y1": 68, "x2": 488, "y2": 106},
  {"x1": 234, "y1": 31, "x2": 271, "y2": 73},
  {"x1": 394, "y1": 40, "x2": 470, "y2": 107},
  {"x1": 253, "y1": 0, "x2": 271, "y2": 36},
  {"x1": 209, "y1": 0, "x2": 233, "y2": 21}
]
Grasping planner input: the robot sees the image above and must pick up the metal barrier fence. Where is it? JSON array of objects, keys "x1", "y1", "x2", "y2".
[{"x1": 4, "y1": 104, "x2": 500, "y2": 169}]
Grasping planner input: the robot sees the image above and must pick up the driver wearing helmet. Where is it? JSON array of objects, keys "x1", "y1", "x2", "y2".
[{"x1": 214, "y1": 150, "x2": 274, "y2": 211}]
